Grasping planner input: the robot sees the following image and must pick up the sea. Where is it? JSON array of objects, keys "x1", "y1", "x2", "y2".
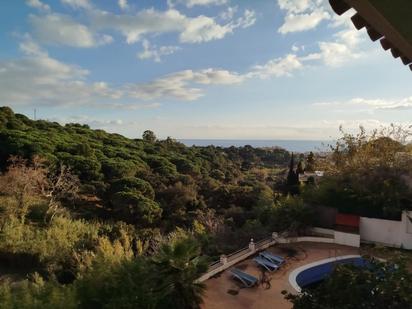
[{"x1": 179, "y1": 139, "x2": 331, "y2": 153}]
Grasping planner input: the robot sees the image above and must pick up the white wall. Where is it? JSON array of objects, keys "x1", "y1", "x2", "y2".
[
  {"x1": 401, "y1": 211, "x2": 412, "y2": 249},
  {"x1": 360, "y1": 217, "x2": 401, "y2": 247},
  {"x1": 334, "y1": 231, "x2": 360, "y2": 247},
  {"x1": 312, "y1": 227, "x2": 335, "y2": 236},
  {"x1": 360, "y1": 211, "x2": 412, "y2": 249}
]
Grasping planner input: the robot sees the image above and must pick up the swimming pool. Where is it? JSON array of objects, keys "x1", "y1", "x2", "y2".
[{"x1": 289, "y1": 255, "x2": 366, "y2": 292}]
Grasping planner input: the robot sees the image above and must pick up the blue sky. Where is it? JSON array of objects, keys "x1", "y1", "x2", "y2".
[{"x1": 1, "y1": 0, "x2": 411, "y2": 139}]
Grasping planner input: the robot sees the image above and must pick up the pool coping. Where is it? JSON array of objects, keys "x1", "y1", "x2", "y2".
[{"x1": 288, "y1": 255, "x2": 361, "y2": 292}]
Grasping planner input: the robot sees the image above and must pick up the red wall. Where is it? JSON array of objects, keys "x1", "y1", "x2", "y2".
[{"x1": 336, "y1": 213, "x2": 360, "y2": 228}]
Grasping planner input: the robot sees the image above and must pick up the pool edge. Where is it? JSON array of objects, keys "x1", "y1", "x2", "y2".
[{"x1": 288, "y1": 255, "x2": 361, "y2": 292}]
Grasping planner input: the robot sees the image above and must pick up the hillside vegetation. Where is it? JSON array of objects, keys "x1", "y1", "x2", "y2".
[
  {"x1": 1, "y1": 106, "x2": 411, "y2": 308},
  {"x1": 0, "y1": 106, "x2": 292, "y2": 234},
  {"x1": 0, "y1": 106, "x2": 316, "y2": 308}
]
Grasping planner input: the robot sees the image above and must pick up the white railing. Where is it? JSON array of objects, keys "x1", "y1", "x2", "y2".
[{"x1": 197, "y1": 228, "x2": 360, "y2": 282}]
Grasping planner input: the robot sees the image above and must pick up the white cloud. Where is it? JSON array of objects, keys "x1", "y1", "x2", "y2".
[
  {"x1": 137, "y1": 39, "x2": 181, "y2": 62},
  {"x1": 317, "y1": 41, "x2": 358, "y2": 66},
  {"x1": 291, "y1": 44, "x2": 305, "y2": 52},
  {"x1": 276, "y1": 1, "x2": 366, "y2": 68},
  {"x1": 180, "y1": 9, "x2": 255, "y2": 43},
  {"x1": 30, "y1": 13, "x2": 113, "y2": 48},
  {"x1": 314, "y1": 97, "x2": 412, "y2": 111},
  {"x1": 91, "y1": 8, "x2": 255, "y2": 45},
  {"x1": 180, "y1": 15, "x2": 232, "y2": 43},
  {"x1": 277, "y1": 0, "x2": 314, "y2": 14},
  {"x1": 2, "y1": 37, "x2": 250, "y2": 106},
  {"x1": 305, "y1": 26, "x2": 363, "y2": 67},
  {"x1": 220, "y1": 6, "x2": 237, "y2": 21},
  {"x1": 133, "y1": 53, "x2": 303, "y2": 101},
  {"x1": 60, "y1": 0, "x2": 91, "y2": 9},
  {"x1": 118, "y1": 0, "x2": 128, "y2": 10},
  {"x1": 91, "y1": 9, "x2": 186, "y2": 44},
  {"x1": 19, "y1": 35, "x2": 48, "y2": 57},
  {"x1": 0, "y1": 37, "x2": 154, "y2": 109},
  {"x1": 126, "y1": 69, "x2": 244, "y2": 101},
  {"x1": 235, "y1": 9, "x2": 256, "y2": 29},
  {"x1": 248, "y1": 54, "x2": 303, "y2": 79},
  {"x1": 169, "y1": 0, "x2": 228, "y2": 8},
  {"x1": 26, "y1": 0, "x2": 50, "y2": 11},
  {"x1": 0, "y1": 39, "x2": 91, "y2": 105},
  {"x1": 277, "y1": 0, "x2": 331, "y2": 34},
  {"x1": 278, "y1": 10, "x2": 330, "y2": 34}
]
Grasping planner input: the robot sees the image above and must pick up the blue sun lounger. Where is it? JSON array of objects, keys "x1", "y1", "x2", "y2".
[
  {"x1": 253, "y1": 256, "x2": 279, "y2": 272},
  {"x1": 259, "y1": 251, "x2": 285, "y2": 265},
  {"x1": 230, "y1": 268, "x2": 258, "y2": 287}
]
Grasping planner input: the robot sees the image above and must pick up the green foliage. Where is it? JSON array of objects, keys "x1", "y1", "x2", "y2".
[
  {"x1": 260, "y1": 197, "x2": 315, "y2": 235},
  {"x1": 286, "y1": 154, "x2": 299, "y2": 194},
  {"x1": 102, "y1": 159, "x2": 137, "y2": 180},
  {"x1": 110, "y1": 177, "x2": 155, "y2": 199},
  {"x1": 142, "y1": 130, "x2": 157, "y2": 143},
  {"x1": 0, "y1": 106, "x2": 311, "y2": 308},
  {"x1": 304, "y1": 126, "x2": 412, "y2": 219},
  {"x1": 0, "y1": 107, "x2": 291, "y2": 231},
  {"x1": 305, "y1": 151, "x2": 315, "y2": 172},
  {"x1": 0, "y1": 216, "x2": 100, "y2": 278},
  {"x1": 0, "y1": 276, "x2": 78, "y2": 309},
  {"x1": 111, "y1": 191, "x2": 162, "y2": 225},
  {"x1": 151, "y1": 233, "x2": 208, "y2": 309},
  {"x1": 284, "y1": 258, "x2": 412, "y2": 309}
]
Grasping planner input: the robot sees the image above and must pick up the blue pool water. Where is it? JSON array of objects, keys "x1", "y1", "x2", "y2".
[{"x1": 296, "y1": 257, "x2": 367, "y2": 289}]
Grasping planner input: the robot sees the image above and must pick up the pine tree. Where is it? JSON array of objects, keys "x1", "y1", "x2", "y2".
[{"x1": 286, "y1": 153, "x2": 299, "y2": 186}]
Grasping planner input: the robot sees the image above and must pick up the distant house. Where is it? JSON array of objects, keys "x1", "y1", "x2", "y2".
[{"x1": 299, "y1": 171, "x2": 324, "y2": 184}]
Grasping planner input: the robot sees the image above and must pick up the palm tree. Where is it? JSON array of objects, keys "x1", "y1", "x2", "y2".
[{"x1": 151, "y1": 236, "x2": 208, "y2": 309}]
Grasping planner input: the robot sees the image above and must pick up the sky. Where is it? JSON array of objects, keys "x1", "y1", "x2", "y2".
[{"x1": 1, "y1": 0, "x2": 411, "y2": 140}]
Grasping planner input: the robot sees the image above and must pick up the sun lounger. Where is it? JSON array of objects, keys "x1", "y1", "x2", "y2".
[
  {"x1": 253, "y1": 256, "x2": 279, "y2": 272},
  {"x1": 259, "y1": 251, "x2": 285, "y2": 265},
  {"x1": 230, "y1": 268, "x2": 258, "y2": 287}
]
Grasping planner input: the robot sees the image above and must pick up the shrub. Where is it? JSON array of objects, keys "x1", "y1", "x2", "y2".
[{"x1": 111, "y1": 191, "x2": 162, "y2": 225}]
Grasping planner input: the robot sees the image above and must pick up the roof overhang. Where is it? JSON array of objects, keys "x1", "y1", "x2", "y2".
[{"x1": 329, "y1": 0, "x2": 412, "y2": 71}]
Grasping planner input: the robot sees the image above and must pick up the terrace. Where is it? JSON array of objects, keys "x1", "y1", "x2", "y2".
[{"x1": 201, "y1": 242, "x2": 359, "y2": 309}]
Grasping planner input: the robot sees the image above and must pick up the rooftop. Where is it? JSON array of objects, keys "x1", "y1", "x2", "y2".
[{"x1": 329, "y1": 0, "x2": 412, "y2": 70}]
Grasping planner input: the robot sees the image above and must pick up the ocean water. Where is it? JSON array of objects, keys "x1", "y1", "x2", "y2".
[{"x1": 179, "y1": 139, "x2": 331, "y2": 153}]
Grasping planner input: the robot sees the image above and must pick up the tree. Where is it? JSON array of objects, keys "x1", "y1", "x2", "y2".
[
  {"x1": 142, "y1": 130, "x2": 157, "y2": 143},
  {"x1": 261, "y1": 196, "x2": 315, "y2": 235},
  {"x1": 283, "y1": 258, "x2": 412, "y2": 309},
  {"x1": 43, "y1": 164, "x2": 80, "y2": 222},
  {"x1": 110, "y1": 177, "x2": 155, "y2": 200},
  {"x1": 286, "y1": 153, "x2": 299, "y2": 194},
  {"x1": 0, "y1": 156, "x2": 47, "y2": 223},
  {"x1": 151, "y1": 235, "x2": 208, "y2": 309},
  {"x1": 0, "y1": 156, "x2": 80, "y2": 224},
  {"x1": 111, "y1": 191, "x2": 162, "y2": 225},
  {"x1": 305, "y1": 125, "x2": 412, "y2": 219},
  {"x1": 297, "y1": 160, "x2": 305, "y2": 174},
  {"x1": 306, "y1": 151, "x2": 315, "y2": 172},
  {"x1": 102, "y1": 158, "x2": 137, "y2": 180}
]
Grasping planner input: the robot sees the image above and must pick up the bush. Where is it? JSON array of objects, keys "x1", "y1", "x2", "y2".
[
  {"x1": 111, "y1": 191, "x2": 162, "y2": 225},
  {"x1": 110, "y1": 177, "x2": 155, "y2": 200},
  {"x1": 260, "y1": 197, "x2": 315, "y2": 235},
  {"x1": 102, "y1": 159, "x2": 137, "y2": 180}
]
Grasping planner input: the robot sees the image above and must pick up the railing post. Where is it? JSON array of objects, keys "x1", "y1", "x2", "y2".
[
  {"x1": 249, "y1": 238, "x2": 255, "y2": 252},
  {"x1": 219, "y1": 254, "x2": 228, "y2": 265}
]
